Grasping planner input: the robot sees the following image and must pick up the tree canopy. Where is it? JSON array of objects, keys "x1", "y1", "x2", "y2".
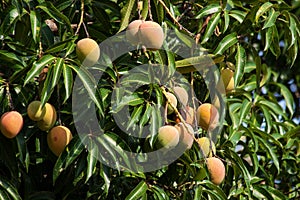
[{"x1": 0, "y1": 0, "x2": 299, "y2": 199}]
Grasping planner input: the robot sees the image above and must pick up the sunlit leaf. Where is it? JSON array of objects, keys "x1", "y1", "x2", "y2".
[
  {"x1": 125, "y1": 181, "x2": 148, "y2": 200},
  {"x1": 214, "y1": 32, "x2": 238, "y2": 55},
  {"x1": 255, "y1": 2, "x2": 273, "y2": 22},
  {"x1": 195, "y1": 4, "x2": 221, "y2": 19},
  {"x1": 24, "y1": 54, "x2": 55, "y2": 85},
  {"x1": 201, "y1": 12, "x2": 221, "y2": 44}
]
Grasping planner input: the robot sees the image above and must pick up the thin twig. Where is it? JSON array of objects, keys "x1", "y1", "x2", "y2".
[
  {"x1": 161, "y1": 86, "x2": 196, "y2": 141},
  {"x1": 5, "y1": 82, "x2": 14, "y2": 110},
  {"x1": 148, "y1": 0, "x2": 153, "y2": 21},
  {"x1": 157, "y1": 0, "x2": 194, "y2": 37},
  {"x1": 75, "y1": 0, "x2": 85, "y2": 35},
  {"x1": 56, "y1": 85, "x2": 62, "y2": 125}
]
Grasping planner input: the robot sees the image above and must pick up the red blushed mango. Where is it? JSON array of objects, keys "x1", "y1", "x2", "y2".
[
  {"x1": 126, "y1": 20, "x2": 143, "y2": 45},
  {"x1": 47, "y1": 125, "x2": 72, "y2": 156},
  {"x1": 138, "y1": 21, "x2": 164, "y2": 50},
  {"x1": 185, "y1": 106, "x2": 195, "y2": 125},
  {"x1": 206, "y1": 157, "x2": 225, "y2": 185},
  {"x1": 173, "y1": 86, "x2": 189, "y2": 106},
  {"x1": 0, "y1": 111, "x2": 23, "y2": 138},
  {"x1": 175, "y1": 123, "x2": 194, "y2": 150}
]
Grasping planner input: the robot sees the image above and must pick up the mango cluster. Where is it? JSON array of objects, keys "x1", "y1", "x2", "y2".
[
  {"x1": 27, "y1": 101, "x2": 57, "y2": 131},
  {"x1": 126, "y1": 20, "x2": 164, "y2": 50},
  {"x1": 154, "y1": 86, "x2": 226, "y2": 185},
  {"x1": 27, "y1": 101, "x2": 72, "y2": 156}
]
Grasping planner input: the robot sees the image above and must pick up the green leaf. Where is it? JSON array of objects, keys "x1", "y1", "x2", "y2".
[
  {"x1": 0, "y1": 8, "x2": 20, "y2": 34},
  {"x1": 198, "y1": 180, "x2": 227, "y2": 199},
  {"x1": 195, "y1": 4, "x2": 221, "y2": 19},
  {"x1": 139, "y1": 103, "x2": 152, "y2": 127},
  {"x1": 202, "y1": 188, "x2": 226, "y2": 200},
  {"x1": 228, "y1": 102, "x2": 241, "y2": 129},
  {"x1": 118, "y1": 0, "x2": 136, "y2": 32},
  {"x1": 40, "y1": 63, "x2": 54, "y2": 109},
  {"x1": 253, "y1": 185, "x2": 274, "y2": 199},
  {"x1": 254, "y1": 55, "x2": 261, "y2": 91},
  {"x1": 234, "y1": 44, "x2": 246, "y2": 87},
  {"x1": 174, "y1": 27, "x2": 193, "y2": 48},
  {"x1": 287, "y1": 13, "x2": 298, "y2": 48},
  {"x1": 176, "y1": 54, "x2": 224, "y2": 73},
  {"x1": 260, "y1": 105, "x2": 272, "y2": 133},
  {"x1": 238, "y1": 99, "x2": 251, "y2": 126},
  {"x1": 223, "y1": 10, "x2": 230, "y2": 33},
  {"x1": 0, "y1": 50, "x2": 26, "y2": 66},
  {"x1": 127, "y1": 105, "x2": 144, "y2": 130},
  {"x1": 149, "y1": 105, "x2": 163, "y2": 148},
  {"x1": 53, "y1": 136, "x2": 84, "y2": 183},
  {"x1": 287, "y1": 41, "x2": 298, "y2": 67},
  {"x1": 283, "y1": 126, "x2": 300, "y2": 139},
  {"x1": 262, "y1": 8, "x2": 280, "y2": 29},
  {"x1": 69, "y1": 64, "x2": 104, "y2": 117},
  {"x1": 99, "y1": 164, "x2": 111, "y2": 195},
  {"x1": 213, "y1": 32, "x2": 238, "y2": 55},
  {"x1": 24, "y1": 54, "x2": 56, "y2": 85},
  {"x1": 45, "y1": 38, "x2": 75, "y2": 54},
  {"x1": 201, "y1": 12, "x2": 221, "y2": 44},
  {"x1": 140, "y1": 0, "x2": 148, "y2": 20},
  {"x1": 269, "y1": 25, "x2": 280, "y2": 58},
  {"x1": 37, "y1": 2, "x2": 71, "y2": 28},
  {"x1": 257, "y1": 99, "x2": 287, "y2": 120},
  {"x1": 151, "y1": 185, "x2": 169, "y2": 200},
  {"x1": 260, "y1": 185, "x2": 288, "y2": 200},
  {"x1": 270, "y1": 82, "x2": 295, "y2": 116},
  {"x1": 255, "y1": 2, "x2": 273, "y2": 22},
  {"x1": 125, "y1": 181, "x2": 148, "y2": 200},
  {"x1": 227, "y1": 149, "x2": 252, "y2": 197},
  {"x1": 264, "y1": 26, "x2": 272, "y2": 51},
  {"x1": 257, "y1": 137, "x2": 280, "y2": 173},
  {"x1": 62, "y1": 64, "x2": 73, "y2": 103},
  {"x1": 12, "y1": 0, "x2": 23, "y2": 15},
  {"x1": 85, "y1": 140, "x2": 98, "y2": 183},
  {"x1": 30, "y1": 10, "x2": 41, "y2": 43},
  {"x1": 50, "y1": 57, "x2": 63, "y2": 90},
  {"x1": 0, "y1": 177, "x2": 22, "y2": 200},
  {"x1": 229, "y1": 10, "x2": 246, "y2": 23},
  {"x1": 96, "y1": 132, "x2": 133, "y2": 171}
]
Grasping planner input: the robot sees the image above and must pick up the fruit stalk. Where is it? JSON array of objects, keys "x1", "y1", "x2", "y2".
[{"x1": 161, "y1": 87, "x2": 196, "y2": 140}]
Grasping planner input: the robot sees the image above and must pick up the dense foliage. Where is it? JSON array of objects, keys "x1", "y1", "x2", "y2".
[{"x1": 0, "y1": 0, "x2": 299, "y2": 199}]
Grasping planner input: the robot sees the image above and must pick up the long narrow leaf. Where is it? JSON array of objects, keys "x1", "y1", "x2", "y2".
[
  {"x1": 213, "y1": 33, "x2": 238, "y2": 55},
  {"x1": 24, "y1": 54, "x2": 55, "y2": 85},
  {"x1": 125, "y1": 181, "x2": 148, "y2": 200}
]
